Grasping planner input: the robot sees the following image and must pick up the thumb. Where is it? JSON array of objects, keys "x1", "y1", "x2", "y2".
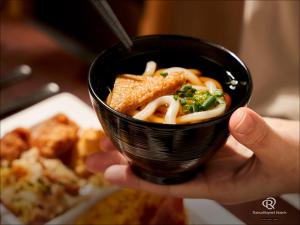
[{"x1": 229, "y1": 107, "x2": 280, "y2": 160}]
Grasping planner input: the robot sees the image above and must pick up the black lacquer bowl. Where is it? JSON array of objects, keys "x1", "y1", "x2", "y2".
[{"x1": 88, "y1": 35, "x2": 252, "y2": 184}]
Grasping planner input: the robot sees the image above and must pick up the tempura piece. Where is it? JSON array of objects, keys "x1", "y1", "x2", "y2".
[
  {"x1": 31, "y1": 114, "x2": 79, "y2": 158},
  {"x1": 0, "y1": 128, "x2": 30, "y2": 162},
  {"x1": 109, "y1": 72, "x2": 186, "y2": 113}
]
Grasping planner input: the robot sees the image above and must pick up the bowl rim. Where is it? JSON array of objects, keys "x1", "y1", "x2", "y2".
[{"x1": 88, "y1": 34, "x2": 252, "y2": 129}]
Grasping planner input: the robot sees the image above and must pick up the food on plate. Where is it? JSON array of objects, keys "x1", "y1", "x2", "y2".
[
  {"x1": 1, "y1": 113, "x2": 188, "y2": 224},
  {"x1": 31, "y1": 114, "x2": 79, "y2": 158},
  {"x1": 107, "y1": 61, "x2": 231, "y2": 124},
  {"x1": 71, "y1": 129, "x2": 112, "y2": 186},
  {"x1": 0, "y1": 148, "x2": 84, "y2": 225},
  {"x1": 0, "y1": 114, "x2": 112, "y2": 224},
  {"x1": 75, "y1": 189, "x2": 187, "y2": 225},
  {"x1": 71, "y1": 128, "x2": 107, "y2": 177},
  {"x1": 0, "y1": 128, "x2": 30, "y2": 162}
]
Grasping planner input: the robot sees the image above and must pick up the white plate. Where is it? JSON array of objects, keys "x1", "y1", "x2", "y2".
[
  {"x1": 0, "y1": 93, "x2": 101, "y2": 136},
  {"x1": 0, "y1": 93, "x2": 245, "y2": 225},
  {"x1": 0, "y1": 93, "x2": 118, "y2": 225}
]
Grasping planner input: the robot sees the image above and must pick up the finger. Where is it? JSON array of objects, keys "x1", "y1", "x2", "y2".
[
  {"x1": 229, "y1": 107, "x2": 281, "y2": 160},
  {"x1": 207, "y1": 136, "x2": 253, "y2": 169},
  {"x1": 85, "y1": 151, "x2": 127, "y2": 173},
  {"x1": 104, "y1": 165, "x2": 210, "y2": 198},
  {"x1": 99, "y1": 137, "x2": 117, "y2": 151}
]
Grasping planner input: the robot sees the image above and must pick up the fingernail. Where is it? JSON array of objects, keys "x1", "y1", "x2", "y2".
[
  {"x1": 104, "y1": 166, "x2": 123, "y2": 183},
  {"x1": 232, "y1": 108, "x2": 254, "y2": 135}
]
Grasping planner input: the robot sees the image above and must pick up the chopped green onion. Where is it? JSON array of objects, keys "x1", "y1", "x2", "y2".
[
  {"x1": 185, "y1": 91, "x2": 194, "y2": 97},
  {"x1": 160, "y1": 72, "x2": 168, "y2": 77},
  {"x1": 180, "y1": 98, "x2": 187, "y2": 105},
  {"x1": 176, "y1": 84, "x2": 222, "y2": 114},
  {"x1": 193, "y1": 91, "x2": 209, "y2": 103},
  {"x1": 202, "y1": 95, "x2": 217, "y2": 110},
  {"x1": 183, "y1": 105, "x2": 190, "y2": 113},
  {"x1": 180, "y1": 84, "x2": 192, "y2": 92},
  {"x1": 217, "y1": 97, "x2": 225, "y2": 104},
  {"x1": 194, "y1": 103, "x2": 202, "y2": 112},
  {"x1": 213, "y1": 89, "x2": 224, "y2": 97}
]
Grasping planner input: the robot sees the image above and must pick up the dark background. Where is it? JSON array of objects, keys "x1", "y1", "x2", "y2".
[{"x1": 33, "y1": 0, "x2": 144, "y2": 58}]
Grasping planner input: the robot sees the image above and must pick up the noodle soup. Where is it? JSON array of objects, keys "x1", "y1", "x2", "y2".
[
  {"x1": 89, "y1": 35, "x2": 252, "y2": 184},
  {"x1": 107, "y1": 61, "x2": 231, "y2": 124}
]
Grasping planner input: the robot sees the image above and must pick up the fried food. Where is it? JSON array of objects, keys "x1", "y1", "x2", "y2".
[
  {"x1": 1, "y1": 113, "x2": 188, "y2": 224},
  {"x1": 148, "y1": 198, "x2": 186, "y2": 225},
  {"x1": 0, "y1": 148, "x2": 84, "y2": 225},
  {"x1": 31, "y1": 114, "x2": 79, "y2": 158},
  {"x1": 109, "y1": 73, "x2": 186, "y2": 113},
  {"x1": 75, "y1": 188, "x2": 187, "y2": 225},
  {"x1": 71, "y1": 128, "x2": 107, "y2": 177},
  {"x1": 0, "y1": 128, "x2": 30, "y2": 162}
]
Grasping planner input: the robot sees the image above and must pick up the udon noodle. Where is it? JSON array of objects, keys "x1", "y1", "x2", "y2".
[{"x1": 107, "y1": 61, "x2": 231, "y2": 124}]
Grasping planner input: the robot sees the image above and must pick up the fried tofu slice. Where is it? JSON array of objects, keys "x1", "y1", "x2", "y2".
[
  {"x1": 0, "y1": 128, "x2": 30, "y2": 162},
  {"x1": 108, "y1": 72, "x2": 186, "y2": 113},
  {"x1": 31, "y1": 114, "x2": 79, "y2": 158}
]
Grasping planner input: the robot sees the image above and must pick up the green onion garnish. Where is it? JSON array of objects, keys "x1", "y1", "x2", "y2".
[
  {"x1": 174, "y1": 84, "x2": 223, "y2": 114},
  {"x1": 213, "y1": 89, "x2": 224, "y2": 97},
  {"x1": 180, "y1": 98, "x2": 187, "y2": 105},
  {"x1": 160, "y1": 72, "x2": 168, "y2": 77},
  {"x1": 202, "y1": 95, "x2": 217, "y2": 110},
  {"x1": 180, "y1": 84, "x2": 192, "y2": 92}
]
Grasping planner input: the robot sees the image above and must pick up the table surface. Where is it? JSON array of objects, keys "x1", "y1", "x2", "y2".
[{"x1": 0, "y1": 18, "x2": 299, "y2": 225}]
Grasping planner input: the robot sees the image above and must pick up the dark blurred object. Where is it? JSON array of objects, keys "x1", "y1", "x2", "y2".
[
  {"x1": 0, "y1": 0, "x2": 34, "y2": 20},
  {"x1": 0, "y1": 82, "x2": 60, "y2": 118},
  {"x1": 0, "y1": 0, "x2": 143, "y2": 116},
  {"x1": 0, "y1": 64, "x2": 32, "y2": 88},
  {"x1": 0, "y1": 1, "x2": 91, "y2": 113},
  {"x1": 32, "y1": 0, "x2": 144, "y2": 56},
  {"x1": 89, "y1": 0, "x2": 133, "y2": 50}
]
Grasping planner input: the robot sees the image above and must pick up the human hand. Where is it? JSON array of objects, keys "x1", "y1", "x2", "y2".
[{"x1": 86, "y1": 107, "x2": 299, "y2": 204}]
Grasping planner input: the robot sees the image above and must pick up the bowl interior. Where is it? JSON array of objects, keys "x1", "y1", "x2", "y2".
[{"x1": 89, "y1": 35, "x2": 252, "y2": 122}]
